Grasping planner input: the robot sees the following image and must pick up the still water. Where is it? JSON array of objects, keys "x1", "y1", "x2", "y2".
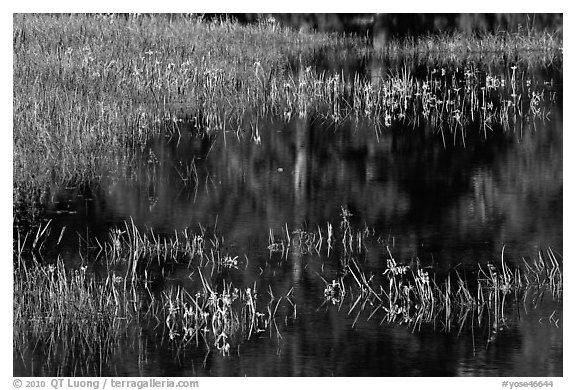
[{"x1": 14, "y1": 60, "x2": 562, "y2": 377}]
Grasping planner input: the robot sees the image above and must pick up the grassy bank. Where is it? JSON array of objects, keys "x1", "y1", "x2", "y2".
[
  {"x1": 13, "y1": 14, "x2": 349, "y2": 216},
  {"x1": 13, "y1": 14, "x2": 562, "y2": 219}
]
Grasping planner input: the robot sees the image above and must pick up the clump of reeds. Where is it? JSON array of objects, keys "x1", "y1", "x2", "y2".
[
  {"x1": 162, "y1": 273, "x2": 282, "y2": 355},
  {"x1": 104, "y1": 219, "x2": 247, "y2": 284},
  {"x1": 300, "y1": 64, "x2": 555, "y2": 141},
  {"x1": 267, "y1": 223, "x2": 325, "y2": 258},
  {"x1": 292, "y1": 209, "x2": 562, "y2": 335},
  {"x1": 13, "y1": 256, "x2": 128, "y2": 375},
  {"x1": 15, "y1": 253, "x2": 294, "y2": 370},
  {"x1": 14, "y1": 219, "x2": 56, "y2": 258},
  {"x1": 267, "y1": 207, "x2": 373, "y2": 260},
  {"x1": 106, "y1": 219, "x2": 207, "y2": 264},
  {"x1": 326, "y1": 245, "x2": 562, "y2": 338},
  {"x1": 521, "y1": 247, "x2": 563, "y2": 299}
]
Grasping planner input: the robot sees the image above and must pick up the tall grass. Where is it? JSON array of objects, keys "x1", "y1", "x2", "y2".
[
  {"x1": 385, "y1": 29, "x2": 562, "y2": 58},
  {"x1": 13, "y1": 14, "x2": 348, "y2": 217}
]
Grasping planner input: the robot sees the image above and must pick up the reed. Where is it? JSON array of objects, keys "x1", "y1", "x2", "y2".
[
  {"x1": 162, "y1": 275, "x2": 283, "y2": 355},
  {"x1": 267, "y1": 208, "x2": 373, "y2": 261},
  {"x1": 327, "y1": 245, "x2": 562, "y2": 340},
  {"x1": 103, "y1": 219, "x2": 250, "y2": 283}
]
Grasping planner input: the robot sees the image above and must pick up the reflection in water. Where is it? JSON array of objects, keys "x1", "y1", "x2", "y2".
[
  {"x1": 289, "y1": 116, "x2": 308, "y2": 375},
  {"x1": 14, "y1": 283, "x2": 562, "y2": 376},
  {"x1": 43, "y1": 109, "x2": 561, "y2": 268},
  {"x1": 17, "y1": 61, "x2": 562, "y2": 377}
]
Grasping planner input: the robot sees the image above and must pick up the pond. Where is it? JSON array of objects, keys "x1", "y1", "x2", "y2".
[{"x1": 14, "y1": 55, "x2": 562, "y2": 377}]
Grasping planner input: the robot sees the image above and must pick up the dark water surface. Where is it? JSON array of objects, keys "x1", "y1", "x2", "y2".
[{"x1": 14, "y1": 59, "x2": 562, "y2": 377}]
